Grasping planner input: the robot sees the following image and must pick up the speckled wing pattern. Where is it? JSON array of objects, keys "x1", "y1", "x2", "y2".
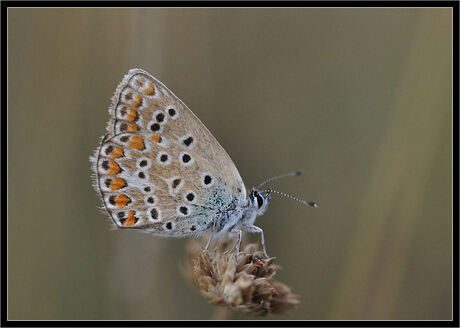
[{"x1": 92, "y1": 69, "x2": 246, "y2": 237}]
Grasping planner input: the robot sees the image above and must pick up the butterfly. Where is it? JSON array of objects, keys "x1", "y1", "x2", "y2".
[{"x1": 91, "y1": 68, "x2": 317, "y2": 257}]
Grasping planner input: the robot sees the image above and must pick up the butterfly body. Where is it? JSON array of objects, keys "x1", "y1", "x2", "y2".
[{"x1": 91, "y1": 69, "x2": 272, "y2": 247}]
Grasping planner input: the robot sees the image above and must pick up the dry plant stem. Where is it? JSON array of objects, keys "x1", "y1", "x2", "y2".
[
  {"x1": 183, "y1": 234, "x2": 299, "y2": 316},
  {"x1": 212, "y1": 306, "x2": 232, "y2": 320}
]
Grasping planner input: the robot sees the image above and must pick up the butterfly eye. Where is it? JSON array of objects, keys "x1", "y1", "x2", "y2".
[
  {"x1": 256, "y1": 194, "x2": 264, "y2": 208},
  {"x1": 250, "y1": 190, "x2": 264, "y2": 208}
]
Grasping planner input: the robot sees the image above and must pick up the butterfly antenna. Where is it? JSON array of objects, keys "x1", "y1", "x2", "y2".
[
  {"x1": 262, "y1": 188, "x2": 318, "y2": 208},
  {"x1": 257, "y1": 171, "x2": 303, "y2": 189}
]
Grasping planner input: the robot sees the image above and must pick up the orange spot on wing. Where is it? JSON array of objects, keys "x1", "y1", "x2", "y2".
[
  {"x1": 114, "y1": 194, "x2": 130, "y2": 208},
  {"x1": 110, "y1": 146, "x2": 124, "y2": 158},
  {"x1": 127, "y1": 124, "x2": 138, "y2": 132},
  {"x1": 129, "y1": 136, "x2": 145, "y2": 150},
  {"x1": 110, "y1": 177, "x2": 126, "y2": 191},
  {"x1": 132, "y1": 94, "x2": 143, "y2": 107},
  {"x1": 124, "y1": 211, "x2": 137, "y2": 226},
  {"x1": 143, "y1": 82, "x2": 155, "y2": 96},
  {"x1": 150, "y1": 134, "x2": 162, "y2": 143},
  {"x1": 108, "y1": 160, "x2": 121, "y2": 175},
  {"x1": 126, "y1": 108, "x2": 138, "y2": 122}
]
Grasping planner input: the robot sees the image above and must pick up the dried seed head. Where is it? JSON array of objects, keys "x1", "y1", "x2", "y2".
[{"x1": 182, "y1": 234, "x2": 299, "y2": 316}]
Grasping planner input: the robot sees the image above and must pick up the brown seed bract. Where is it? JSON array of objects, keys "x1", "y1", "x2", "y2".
[{"x1": 183, "y1": 235, "x2": 299, "y2": 316}]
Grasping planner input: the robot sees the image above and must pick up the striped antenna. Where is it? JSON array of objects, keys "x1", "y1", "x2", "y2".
[
  {"x1": 262, "y1": 188, "x2": 318, "y2": 208},
  {"x1": 257, "y1": 171, "x2": 302, "y2": 189}
]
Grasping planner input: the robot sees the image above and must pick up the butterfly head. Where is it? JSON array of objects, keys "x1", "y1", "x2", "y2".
[{"x1": 248, "y1": 188, "x2": 271, "y2": 216}]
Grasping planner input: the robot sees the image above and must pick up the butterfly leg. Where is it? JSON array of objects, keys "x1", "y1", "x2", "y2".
[
  {"x1": 203, "y1": 232, "x2": 214, "y2": 252},
  {"x1": 225, "y1": 228, "x2": 242, "y2": 255},
  {"x1": 246, "y1": 225, "x2": 269, "y2": 258},
  {"x1": 203, "y1": 219, "x2": 218, "y2": 253},
  {"x1": 234, "y1": 229, "x2": 243, "y2": 254}
]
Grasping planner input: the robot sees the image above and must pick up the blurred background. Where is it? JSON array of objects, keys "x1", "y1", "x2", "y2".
[{"x1": 8, "y1": 8, "x2": 452, "y2": 320}]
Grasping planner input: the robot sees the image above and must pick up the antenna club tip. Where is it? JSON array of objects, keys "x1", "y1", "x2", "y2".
[
  {"x1": 294, "y1": 170, "x2": 303, "y2": 176},
  {"x1": 309, "y1": 202, "x2": 319, "y2": 208}
]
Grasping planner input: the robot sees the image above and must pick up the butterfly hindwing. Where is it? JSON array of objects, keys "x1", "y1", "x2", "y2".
[{"x1": 94, "y1": 69, "x2": 246, "y2": 237}]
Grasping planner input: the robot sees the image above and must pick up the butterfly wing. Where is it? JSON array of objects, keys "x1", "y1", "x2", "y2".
[{"x1": 92, "y1": 69, "x2": 246, "y2": 237}]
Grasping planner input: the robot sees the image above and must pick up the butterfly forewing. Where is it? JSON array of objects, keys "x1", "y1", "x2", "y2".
[{"x1": 94, "y1": 69, "x2": 246, "y2": 237}]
